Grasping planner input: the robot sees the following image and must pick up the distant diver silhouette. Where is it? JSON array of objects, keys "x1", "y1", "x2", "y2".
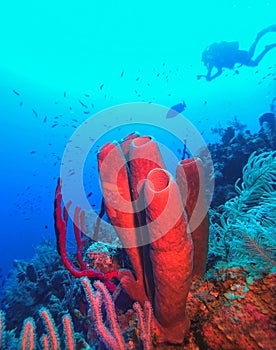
[{"x1": 197, "y1": 24, "x2": 276, "y2": 81}]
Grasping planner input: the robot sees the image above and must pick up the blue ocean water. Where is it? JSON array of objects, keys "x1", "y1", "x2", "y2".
[{"x1": 0, "y1": 0, "x2": 275, "y2": 282}]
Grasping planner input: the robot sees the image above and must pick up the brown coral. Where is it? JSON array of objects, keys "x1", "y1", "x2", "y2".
[{"x1": 184, "y1": 268, "x2": 276, "y2": 350}]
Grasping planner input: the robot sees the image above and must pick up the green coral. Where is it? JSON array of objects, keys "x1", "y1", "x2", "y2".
[{"x1": 209, "y1": 151, "x2": 276, "y2": 275}]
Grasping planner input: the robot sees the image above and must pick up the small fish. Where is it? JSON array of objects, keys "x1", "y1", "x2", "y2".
[
  {"x1": 120, "y1": 71, "x2": 124, "y2": 77},
  {"x1": 83, "y1": 110, "x2": 90, "y2": 114},
  {"x1": 19, "y1": 101, "x2": 23, "y2": 106},
  {"x1": 72, "y1": 119, "x2": 78, "y2": 122},
  {"x1": 166, "y1": 101, "x2": 187, "y2": 119},
  {"x1": 51, "y1": 123, "x2": 58, "y2": 128},
  {"x1": 13, "y1": 89, "x2": 20, "y2": 96},
  {"x1": 84, "y1": 94, "x2": 90, "y2": 97},
  {"x1": 30, "y1": 151, "x2": 36, "y2": 154},
  {"x1": 64, "y1": 91, "x2": 66, "y2": 98},
  {"x1": 79, "y1": 100, "x2": 88, "y2": 108},
  {"x1": 32, "y1": 109, "x2": 38, "y2": 117},
  {"x1": 100, "y1": 84, "x2": 104, "y2": 90},
  {"x1": 136, "y1": 77, "x2": 139, "y2": 81},
  {"x1": 68, "y1": 169, "x2": 75, "y2": 176},
  {"x1": 43, "y1": 116, "x2": 47, "y2": 123},
  {"x1": 17, "y1": 271, "x2": 26, "y2": 282},
  {"x1": 87, "y1": 192, "x2": 92, "y2": 198},
  {"x1": 74, "y1": 309, "x2": 85, "y2": 320}
]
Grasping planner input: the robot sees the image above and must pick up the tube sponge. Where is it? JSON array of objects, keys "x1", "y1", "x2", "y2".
[
  {"x1": 177, "y1": 157, "x2": 209, "y2": 278},
  {"x1": 144, "y1": 168, "x2": 193, "y2": 343},
  {"x1": 97, "y1": 135, "x2": 209, "y2": 344},
  {"x1": 98, "y1": 140, "x2": 148, "y2": 305}
]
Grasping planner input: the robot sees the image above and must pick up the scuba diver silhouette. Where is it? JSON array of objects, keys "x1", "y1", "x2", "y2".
[{"x1": 197, "y1": 24, "x2": 276, "y2": 81}]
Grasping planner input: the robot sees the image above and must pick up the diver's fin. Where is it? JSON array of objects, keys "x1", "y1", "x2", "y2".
[{"x1": 256, "y1": 24, "x2": 276, "y2": 39}]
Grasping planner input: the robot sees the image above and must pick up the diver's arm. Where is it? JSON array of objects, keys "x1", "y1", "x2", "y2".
[{"x1": 197, "y1": 66, "x2": 222, "y2": 81}]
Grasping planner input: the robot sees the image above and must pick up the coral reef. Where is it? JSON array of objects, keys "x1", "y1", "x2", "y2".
[
  {"x1": 1, "y1": 241, "x2": 81, "y2": 333},
  {"x1": 1, "y1": 128, "x2": 275, "y2": 349},
  {"x1": 1, "y1": 262, "x2": 275, "y2": 349},
  {"x1": 0, "y1": 241, "x2": 88, "y2": 348},
  {"x1": 186, "y1": 269, "x2": 276, "y2": 350},
  {"x1": 208, "y1": 116, "x2": 275, "y2": 207}
]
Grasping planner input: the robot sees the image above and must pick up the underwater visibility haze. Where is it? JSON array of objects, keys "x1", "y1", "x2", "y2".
[{"x1": 0, "y1": 1, "x2": 275, "y2": 349}]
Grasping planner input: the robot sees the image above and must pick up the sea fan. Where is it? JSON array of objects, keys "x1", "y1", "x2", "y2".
[
  {"x1": 209, "y1": 151, "x2": 276, "y2": 274},
  {"x1": 233, "y1": 150, "x2": 276, "y2": 206}
]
